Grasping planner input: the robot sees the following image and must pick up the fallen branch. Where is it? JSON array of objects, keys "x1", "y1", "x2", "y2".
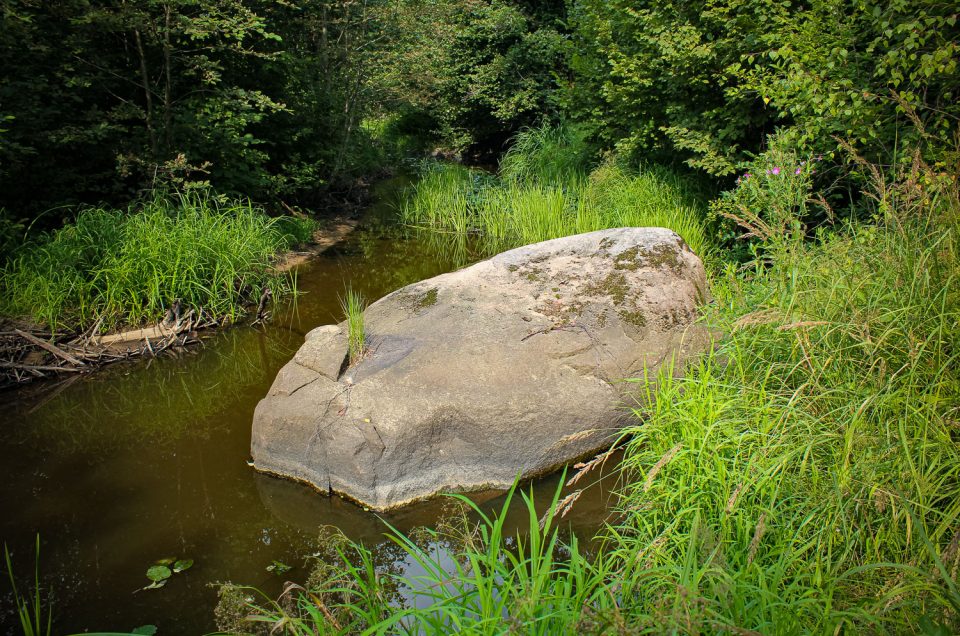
[
  {"x1": 0, "y1": 360, "x2": 83, "y2": 373},
  {"x1": 15, "y1": 329, "x2": 85, "y2": 366}
]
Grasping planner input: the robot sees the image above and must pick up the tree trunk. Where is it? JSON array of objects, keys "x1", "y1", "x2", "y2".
[{"x1": 133, "y1": 27, "x2": 158, "y2": 159}]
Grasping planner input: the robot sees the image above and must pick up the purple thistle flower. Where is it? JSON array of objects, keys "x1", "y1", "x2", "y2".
[{"x1": 771, "y1": 167, "x2": 781, "y2": 176}]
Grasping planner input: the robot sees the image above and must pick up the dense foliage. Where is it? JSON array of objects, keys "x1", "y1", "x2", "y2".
[{"x1": 568, "y1": 0, "x2": 960, "y2": 176}]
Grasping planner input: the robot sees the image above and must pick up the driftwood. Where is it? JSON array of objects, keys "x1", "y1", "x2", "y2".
[
  {"x1": 14, "y1": 329, "x2": 85, "y2": 366},
  {"x1": 0, "y1": 306, "x2": 220, "y2": 390},
  {"x1": 96, "y1": 324, "x2": 178, "y2": 346}
]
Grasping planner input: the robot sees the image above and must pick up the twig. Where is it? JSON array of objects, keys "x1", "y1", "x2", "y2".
[
  {"x1": 14, "y1": 329, "x2": 85, "y2": 366},
  {"x1": 0, "y1": 361, "x2": 83, "y2": 373}
]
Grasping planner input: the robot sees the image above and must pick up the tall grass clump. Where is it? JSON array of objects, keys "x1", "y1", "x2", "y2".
[
  {"x1": 339, "y1": 287, "x2": 367, "y2": 365},
  {"x1": 400, "y1": 126, "x2": 713, "y2": 257},
  {"x1": 599, "y1": 150, "x2": 960, "y2": 632},
  {"x1": 0, "y1": 192, "x2": 302, "y2": 332},
  {"x1": 499, "y1": 122, "x2": 592, "y2": 186}
]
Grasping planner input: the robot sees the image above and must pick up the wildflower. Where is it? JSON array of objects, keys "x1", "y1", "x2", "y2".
[
  {"x1": 772, "y1": 167, "x2": 781, "y2": 176},
  {"x1": 795, "y1": 167, "x2": 802, "y2": 175}
]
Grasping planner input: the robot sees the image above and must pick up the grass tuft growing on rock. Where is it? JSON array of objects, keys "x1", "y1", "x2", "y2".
[{"x1": 339, "y1": 286, "x2": 367, "y2": 366}]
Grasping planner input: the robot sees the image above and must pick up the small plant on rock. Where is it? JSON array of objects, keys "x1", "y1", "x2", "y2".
[{"x1": 339, "y1": 287, "x2": 366, "y2": 365}]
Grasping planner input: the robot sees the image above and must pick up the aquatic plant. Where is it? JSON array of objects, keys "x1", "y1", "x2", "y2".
[
  {"x1": 216, "y1": 481, "x2": 607, "y2": 634},
  {"x1": 3, "y1": 535, "x2": 52, "y2": 636},
  {"x1": 339, "y1": 287, "x2": 367, "y2": 365}
]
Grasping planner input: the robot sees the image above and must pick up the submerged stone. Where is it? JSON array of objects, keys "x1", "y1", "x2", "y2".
[{"x1": 251, "y1": 227, "x2": 711, "y2": 510}]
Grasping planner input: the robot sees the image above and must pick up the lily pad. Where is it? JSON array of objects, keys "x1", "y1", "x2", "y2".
[
  {"x1": 132, "y1": 626, "x2": 158, "y2": 635},
  {"x1": 153, "y1": 557, "x2": 176, "y2": 566},
  {"x1": 146, "y1": 565, "x2": 172, "y2": 583},
  {"x1": 172, "y1": 559, "x2": 193, "y2": 573}
]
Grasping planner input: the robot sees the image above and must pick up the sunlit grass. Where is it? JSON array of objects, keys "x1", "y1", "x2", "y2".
[
  {"x1": 0, "y1": 192, "x2": 308, "y2": 332},
  {"x1": 399, "y1": 125, "x2": 713, "y2": 257},
  {"x1": 339, "y1": 286, "x2": 367, "y2": 366}
]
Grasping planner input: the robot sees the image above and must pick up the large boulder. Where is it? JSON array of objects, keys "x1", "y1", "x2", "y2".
[{"x1": 252, "y1": 228, "x2": 710, "y2": 510}]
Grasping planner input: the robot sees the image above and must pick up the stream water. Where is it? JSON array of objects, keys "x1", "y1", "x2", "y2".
[{"x1": 0, "y1": 178, "x2": 619, "y2": 634}]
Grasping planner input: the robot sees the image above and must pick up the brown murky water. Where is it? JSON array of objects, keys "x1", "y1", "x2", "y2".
[{"x1": 0, "y1": 179, "x2": 620, "y2": 634}]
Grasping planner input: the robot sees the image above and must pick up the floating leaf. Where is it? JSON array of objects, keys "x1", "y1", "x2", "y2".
[
  {"x1": 266, "y1": 560, "x2": 292, "y2": 574},
  {"x1": 172, "y1": 559, "x2": 193, "y2": 573},
  {"x1": 146, "y1": 565, "x2": 172, "y2": 582},
  {"x1": 153, "y1": 557, "x2": 176, "y2": 566},
  {"x1": 132, "y1": 626, "x2": 158, "y2": 635},
  {"x1": 142, "y1": 579, "x2": 167, "y2": 590}
]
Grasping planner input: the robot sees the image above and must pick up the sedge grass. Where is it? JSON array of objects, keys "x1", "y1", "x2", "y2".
[
  {"x1": 0, "y1": 192, "x2": 305, "y2": 332},
  {"x1": 400, "y1": 126, "x2": 713, "y2": 257},
  {"x1": 339, "y1": 287, "x2": 367, "y2": 366}
]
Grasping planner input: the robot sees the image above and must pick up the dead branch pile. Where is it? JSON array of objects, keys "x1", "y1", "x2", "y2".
[{"x1": 0, "y1": 306, "x2": 221, "y2": 389}]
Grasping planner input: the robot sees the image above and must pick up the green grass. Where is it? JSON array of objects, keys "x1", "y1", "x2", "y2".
[
  {"x1": 0, "y1": 192, "x2": 306, "y2": 332},
  {"x1": 499, "y1": 122, "x2": 592, "y2": 186},
  {"x1": 4, "y1": 536, "x2": 52, "y2": 636},
  {"x1": 339, "y1": 287, "x2": 367, "y2": 366},
  {"x1": 399, "y1": 125, "x2": 712, "y2": 257},
  {"x1": 220, "y1": 154, "x2": 960, "y2": 634}
]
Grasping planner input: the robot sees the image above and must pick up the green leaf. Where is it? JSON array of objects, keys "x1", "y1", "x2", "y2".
[
  {"x1": 145, "y1": 565, "x2": 172, "y2": 582},
  {"x1": 153, "y1": 557, "x2": 176, "y2": 566},
  {"x1": 132, "y1": 627, "x2": 158, "y2": 635},
  {"x1": 172, "y1": 559, "x2": 193, "y2": 573},
  {"x1": 142, "y1": 580, "x2": 167, "y2": 590}
]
